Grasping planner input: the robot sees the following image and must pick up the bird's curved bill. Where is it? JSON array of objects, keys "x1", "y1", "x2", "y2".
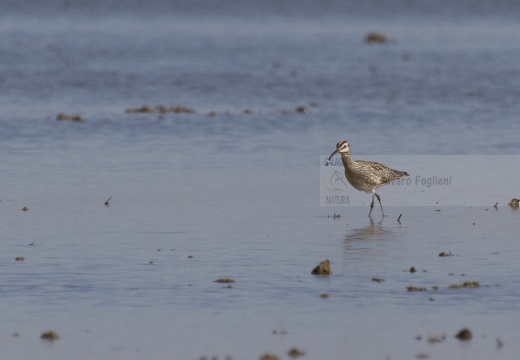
[{"x1": 325, "y1": 150, "x2": 339, "y2": 166}]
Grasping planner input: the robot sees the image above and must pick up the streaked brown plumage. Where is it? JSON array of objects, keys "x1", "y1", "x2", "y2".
[{"x1": 326, "y1": 141, "x2": 409, "y2": 216}]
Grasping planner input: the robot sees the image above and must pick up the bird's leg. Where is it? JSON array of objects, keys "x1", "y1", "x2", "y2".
[
  {"x1": 375, "y1": 192, "x2": 384, "y2": 216},
  {"x1": 368, "y1": 192, "x2": 375, "y2": 217}
]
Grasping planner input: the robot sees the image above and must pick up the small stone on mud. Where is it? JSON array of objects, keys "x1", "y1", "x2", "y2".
[
  {"x1": 15, "y1": 257, "x2": 25, "y2": 261},
  {"x1": 214, "y1": 278, "x2": 235, "y2": 283},
  {"x1": 407, "y1": 286, "x2": 427, "y2": 292},
  {"x1": 438, "y1": 251, "x2": 452, "y2": 257},
  {"x1": 287, "y1": 347, "x2": 305, "y2": 358},
  {"x1": 259, "y1": 354, "x2": 279, "y2": 360},
  {"x1": 126, "y1": 105, "x2": 195, "y2": 114},
  {"x1": 416, "y1": 353, "x2": 429, "y2": 359},
  {"x1": 311, "y1": 259, "x2": 331, "y2": 275},
  {"x1": 449, "y1": 281, "x2": 479, "y2": 289},
  {"x1": 126, "y1": 105, "x2": 155, "y2": 113},
  {"x1": 40, "y1": 330, "x2": 59, "y2": 341},
  {"x1": 22, "y1": 207, "x2": 29, "y2": 212},
  {"x1": 365, "y1": 32, "x2": 387, "y2": 44},
  {"x1": 428, "y1": 334, "x2": 446, "y2": 344},
  {"x1": 455, "y1": 328, "x2": 472, "y2": 341},
  {"x1": 164, "y1": 105, "x2": 195, "y2": 114},
  {"x1": 56, "y1": 113, "x2": 84, "y2": 122}
]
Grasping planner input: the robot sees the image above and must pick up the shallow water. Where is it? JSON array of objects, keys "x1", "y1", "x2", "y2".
[{"x1": 1, "y1": 1, "x2": 520, "y2": 359}]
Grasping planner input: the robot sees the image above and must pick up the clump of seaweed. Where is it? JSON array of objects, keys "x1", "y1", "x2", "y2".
[{"x1": 126, "y1": 105, "x2": 195, "y2": 114}]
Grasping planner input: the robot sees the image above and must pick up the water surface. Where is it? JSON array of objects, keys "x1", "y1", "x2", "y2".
[{"x1": 1, "y1": 1, "x2": 519, "y2": 359}]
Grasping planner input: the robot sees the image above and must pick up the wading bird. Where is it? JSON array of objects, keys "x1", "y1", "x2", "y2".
[{"x1": 326, "y1": 141, "x2": 408, "y2": 216}]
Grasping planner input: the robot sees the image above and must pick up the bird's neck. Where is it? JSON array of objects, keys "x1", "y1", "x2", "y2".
[{"x1": 341, "y1": 151, "x2": 353, "y2": 167}]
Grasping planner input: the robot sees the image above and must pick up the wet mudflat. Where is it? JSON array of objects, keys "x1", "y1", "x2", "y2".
[
  {"x1": 1, "y1": 169, "x2": 519, "y2": 360},
  {"x1": 1, "y1": 0, "x2": 520, "y2": 359}
]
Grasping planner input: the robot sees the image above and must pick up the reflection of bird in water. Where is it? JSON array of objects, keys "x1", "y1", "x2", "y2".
[{"x1": 343, "y1": 218, "x2": 402, "y2": 254}]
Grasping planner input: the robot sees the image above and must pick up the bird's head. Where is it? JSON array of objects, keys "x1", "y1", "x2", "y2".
[{"x1": 325, "y1": 141, "x2": 350, "y2": 166}]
